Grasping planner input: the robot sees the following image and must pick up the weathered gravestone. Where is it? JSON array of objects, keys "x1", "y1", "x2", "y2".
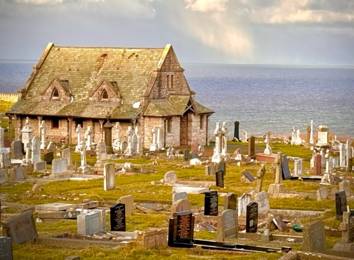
[
  {"x1": 34, "y1": 161, "x2": 46, "y2": 172},
  {"x1": 62, "y1": 147, "x2": 72, "y2": 167},
  {"x1": 242, "y1": 171, "x2": 256, "y2": 183},
  {"x1": 77, "y1": 210, "x2": 101, "y2": 236},
  {"x1": 205, "y1": 164, "x2": 216, "y2": 176},
  {"x1": 164, "y1": 171, "x2": 177, "y2": 185},
  {"x1": 103, "y1": 163, "x2": 115, "y2": 191},
  {"x1": 3, "y1": 210, "x2": 38, "y2": 244},
  {"x1": 223, "y1": 192, "x2": 237, "y2": 211},
  {"x1": 204, "y1": 191, "x2": 218, "y2": 216},
  {"x1": 248, "y1": 136, "x2": 256, "y2": 159},
  {"x1": 0, "y1": 236, "x2": 13, "y2": 260},
  {"x1": 118, "y1": 195, "x2": 134, "y2": 216},
  {"x1": 339, "y1": 180, "x2": 351, "y2": 198},
  {"x1": 11, "y1": 140, "x2": 24, "y2": 159},
  {"x1": 51, "y1": 158, "x2": 68, "y2": 175},
  {"x1": 255, "y1": 191, "x2": 270, "y2": 216},
  {"x1": 172, "y1": 192, "x2": 187, "y2": 203},
  {"x1": 246, "y1": 202, "x2": 258, "y2": 233},
  {"x1": 168, "y1": 211, "x2": 194, "y2": 247},
  {"x1": 336, "y1": 191, "x2": 347, "y2": 220},
  {"x1": 171, "y1": 199, "x2": 191, "y2": 215},
  {"x1": 217, "y1": 209, "x2": 238, "y2": 242},
  {"x1": 43, "y1": 151, "x2": 54, "y2": 164},
  {"x1": 0, "y1": 169, "x2": 7, "y2": 184},
  {"x1": 281, "y1": 155, "x2": 291, "y2": 180},
  {"x1": 137, "y1": 228, "x2": 167, "y2": 249},
  {"x1": 215, "y1": 170, "x2": 224, "y2": 188},
  {"x1": 302, "y1": 221, "x2": 325, "y2": 252},
  {"x1": 31, "y1": 137, "x2": 40, "y2": 164},
  {"x1": 15, "y1": 166, "x2": 25, "y2": 181},
  {"x1": 238, "y1": 193, "x2": 252, "y2": 217},
  {"x1": 333, "y1": 210, "x2": 354, "y2": 253},
  {"x1": 314, "y1": 153, "x2": 322, "y2": 175},
  {"x1": 110, "y1": 203, "x2": 126, "y2": 231}
]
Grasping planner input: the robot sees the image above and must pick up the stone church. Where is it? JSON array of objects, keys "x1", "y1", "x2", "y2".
[{"x1": 7, "y1": 43, "x2": 213, "y2": 149}]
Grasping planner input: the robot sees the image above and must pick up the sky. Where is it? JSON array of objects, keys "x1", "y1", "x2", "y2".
[{"x1": 0, "y1": 0, "x2": 353, "y2": 65}]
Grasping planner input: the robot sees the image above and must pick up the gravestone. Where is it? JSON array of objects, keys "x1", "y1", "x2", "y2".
[
  {"x1": 335, "y1": 191, "x2": 347, "y2": 220},
  {"x1": 215, "y1": 170, "x2": 224, "y2": 188},
  {"x1": 281, "y1": 155, "x2": 291, "y2": 180},
  {"x1": 103, "y1": 163, "x2": 115, "y2": 191},
  {"x1": 223, "y1": 192, "x2": 237, "y2": 211},
  {"x1": 248, "y1": 136, "x2": 256, "y2": 159},
  {"x1": 246, "y1": 202, "x2": 258, "y2": 233},
  {"x1": 77, "y1": 211, "x2": 100, "y2": 236},
  {"x1": 110, "y1": 203, "x2": 126, "y2": 231},
  {"x1": 15, "y1": 166, "x2": 25, "y2": 181},
  {"x1": 0, "y1": 169, "x2": 7, "y2": 184},
  {"x1": 118, "y1": 195, "x2": 134, "y2": 216},
  {"x1": 234, "y1": 121, "x2": 240, "y2": 140},
  {"x1": 34, "y1": 161, "x2": 46, "y2": 172},
  {"x1": 62, "y1": 148, "x2": 71, "y2": 167},
  {"x1": 273, "y1": 216, "x2": 287, "y2": 232},
  {"x1": 51, "y1": 158, "x2": 68, "y2": 175},
  {"x1": 43, "y1": 151, "x2": 54, "y2": 164},
  {"x1": 3, "y1": 210, "x2": 38, "y2": 244},
  {"x1": 255, "y1": 191, "x2": 270, "y2": 216},
  {"x1": 293, "y1": 158, "x2": 303, "y2": 177},
  {"x1": 171, "y1": 199, "x2": 191, "y2": 215},
  {"x1": 31, "y1": 137, "x2": 40, "y2": 164},
  {"x1": 0, "y1": 236, "x2": 13, "y2": 260},
  {"x1": 168, "y1": 212, "x2": 194, "y2": 247},
  {"x1": 218, "y1": 160, "x2": 226, "y2": 176},
  {"x1": 303, "y1": 221, "x2": 325, "y2": 252},
  {"x1": 164, "y1": 171, "x2": 177, "y2": 185},
  {"x1": 205, "y1": 164, "x2": 216, "y2": 176},
  {"x1": 256, "y1": 165, "x2": 266, "y2": 192},
  {"x1": 242, "y1": 171, "x2": 255, "y2": 182},
  {"x1": 204, "y1": 191, "x2": 218, "y2": 216},
  {"x1": 333, "y1": 210, "x2": 354, "y2": 253},
  {"x1": 11, "y1": 140, "x2": 24, "y2": 159},
  {"x1": 314, "y1": 154, "x2": 322, "y2": 175},
  {"x1": 172, "y1": 192, "x2": 187, "y2": 203},
  {"x1": 217, "y1": 209, "x2": 237, "y2": 241},
  {"x1": 339, "y1": 180, "x2": 351, "y2": 198},
  {"x1": 238, "y1": 193, "x2": 252, "y2": 217}
]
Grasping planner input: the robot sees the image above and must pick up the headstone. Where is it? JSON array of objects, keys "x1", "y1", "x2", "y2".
[
  {"x1": 3, "y1": 210, "x2": 37, "y2": 244},
  {"x1": 238, "y1": 193, "x2": 252, "y2": 217},
  {"x1": 246, "y1": 202, "x2": 258, "y2": 233},
  {"x1": 61, "y1": 148, "x2": 71, "y2": 167},
  {"x1": 256, "y1": 165, "x2": 266, "y2": 192},
  {"x1": 339, "y1": 180, "x2": 351, "y2": 198},
  {"x1": 342, "y1": 210, "x2": 354, "y2": 243},
  {"x1": 43, "y1": 151, "x2": 54, "y2": 164},
  {"x1": 242, "y1": 171, "x2": 255, "y2": 182},
  {"x1": 75, "y1": 124, "x2": 82, "y2": 152},
  {"x1": 335, "y1": 191, "x2": 347, "y2": 220},
  {"x1": 77, "y1": 210, "x2": 100, "y2": 236},
  {"x1": 234, "y1": 121, "x2": 240, "y2": 140},
  {"x1": 0, "y1": 169, "x2": 7, "y2": 184},
  {"x1": 110, "y1": 203, "x2": 126, "y2": 231},
  {"x1": 51, "y1": 158, "x2": 68, "y2": 175},
  {"x1": 31, "y1": 136, "x2": 40, "y2": 164},
  {"x1": 15, "y1": 166, "x2": 25, "y2": 181},
  {"x1": 255, "y1": 192, "x2": 270, "y2": 216},
  {"x1": 21, "y1": 117, "x2": 32, "y2": 149},
  {"x1": 317, "y1": 125, "x2": 329, "y2": 146},
  {"x1": 204, "y1": 191, "x2": 218, "y2": 216},
  {"x1": 281, "y1": 155, "x2": 291, "y2": 180},
  {"x1": 223, "y1": 192, "x2": 237, "y2": 211},
  {"x1": 172, "y1": 192, "x2": 188, "y2": 203},
  {"x1": 263, "y1": 132, "x2": 272, "y2": 155},
  {"x1": 164, "y1": 171, "x2": 177, "y2": 185},
  {"x1": 171, "y1": 199, "x2": 191, "y2": 215},
  {"x1": 302, "y1": 221, "x2": 325, "y2": 252},
  {"x1": 39, "y1": 120, "x2": 46, "y2": 150},
  {"x1": 0, "y1": 236, "x2": 13, "y2": 260},
  {"x1": 272, "y1": 216, "x2": 287, "y2": 232},
  {"x1": 293, "y1": 158, "x2": 303, "y2": 177},
  {"x1": 118, "y1": 195, "x2": 134, "y2": 216},
  {"x1": 168, "y1": 212, "x2": 194, "y2": 247},
  {"x1": 149, "y1": 127, "x2": 158, "y2": 152},
  {"x1": 314, "y1": 153, "x2": 322, "y2": 175},
  {"x1": 103, "y1": 163, "x2": 115, "y2": 191},
  {"x1": 84, "y1": 126, "x2": 93, "y2": 151},
  {"x1": 34, "y1": 161, "x2": 46, "y2": 172},
  {"x1": 46, "y1": 142, "x2": 55, "y2": 152},
  {"x1": 217, "y1": 209, "x2": 237, "y2": 241},
  {"x1": 11, "y1": 140, "x2": 24, "y2": 159},
  {"x1": 248, "y1": 136, "x2": 256, "y2": 159},
  {"x1": 215, "y1": 170, "x2": 224, "y2": 188}
]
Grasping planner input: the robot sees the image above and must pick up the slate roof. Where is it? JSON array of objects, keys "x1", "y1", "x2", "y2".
[{"x1": 8, "y1": 43, "x2": 213, "y2": 119}]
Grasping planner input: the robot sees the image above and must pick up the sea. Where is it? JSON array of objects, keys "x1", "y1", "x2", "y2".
[{"x1": 1, "y1": 62, "x2": 354, "y2": 137}]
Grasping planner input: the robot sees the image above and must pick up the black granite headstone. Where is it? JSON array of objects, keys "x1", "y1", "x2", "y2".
[
  {"x1": 281, "y1": 155, "x2": 291, "y2": 180},
  {"x1": 335, "y1": 191, "x2": 347, "y2": 220},
  {"x1": 43, "y1": 151, "x2": 54, "y2": 165},
  {"x1": 234, "y1": 121, "x2": 240, "y2": 141},
  {"x1": 242, "y1": 171, "x2": 256, "y2": 182},
  {"x1": 215, "y1": 170, "x2": 224, "y2": 188},
  {"x1": 218, "y1": 161, "x2": 226, "y2": 176},
  {"x1": 110, "y1": 203, "x2": 126, "y2": 231},
  {"x1": 204, "y1": 191, "x2": 218, "y2": 216},
  {"x1": 246, "y1": 202, "x2": 258, "y2": 233},
  {"x1": 168, "y1": 212, "x2": 194, "y2": 247}
]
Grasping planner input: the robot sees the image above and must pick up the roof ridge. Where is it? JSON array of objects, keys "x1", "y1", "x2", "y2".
[{"x1": 53, "y1": 44, "x2": 166, "y2": 50}]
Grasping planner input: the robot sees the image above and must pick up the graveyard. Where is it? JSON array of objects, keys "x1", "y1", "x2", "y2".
[{"x1": 1, "y1": 99, "x2": 354, "y2": 260}]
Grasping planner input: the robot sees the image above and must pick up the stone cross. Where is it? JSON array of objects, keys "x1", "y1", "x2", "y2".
[
  {"x1": 39, "y1": 120, "x2": 46, "y2": 150},
  {"x1": 84, "y1": 126, "x2": 93, "y2": 151},
  {"x1": 149, "y1": 127, "x2": 158, "y2": 151},
  {"x1": 125, "y1": 126, "x2": 134, "y2": 156},
  {"x1": 75, "y1": 124, "x2": 82, "y2": 152},
  {"x1": 263, "y1": 132, "x2": 272, "y2": 155},
  {"x1": 274, "y1": 152, "x2": 282, "y2": 184},
  {"x1": 21, "y1": 117, "x2": 32, "y2": 149}
]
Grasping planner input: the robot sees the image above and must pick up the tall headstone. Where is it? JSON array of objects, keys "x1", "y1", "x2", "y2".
[
  {"x1": 103, "y1": 120, "x2": 113, "y2": 154},
  {"x1": 268, "y1": 152, "x2": 284, "y2": 195},
  {"x1": 346, "y1": 140, "x2": 352, "y2": 173},
  {"x1": 21, "y1": 117, "x2": 32, "y2": 149},
  {"x1": 61, "y1": 147, "x2": 71, "y2": 167},
  {"x1": 204, "y1": 191, "x2": 218, "y2": 216},
  {"x1": 339, "y1": 143, "x2": 346, "y2": 168},
  {"x1": 281, "y1": 155, "x2": 291, "y2": 180},
  {"x1": 246, "y1": 202, "x2": 258, "y2": 233},
  {"x1": 84, "y1": 126, "x2": 93, "y2": 151},
  {"x1": 335, "y1": 191, "x2": 347, "y2": 220},
  {"x1": 256, "y1": 165, "x2": 266, "y2": 192},
  {"x1": 233, "y1": 121, "x2": 239, "y2": 141},
  {"x1": 317, "y1": 125, "x2": 329, "y2": 146},
  {"x1": 103, "y1": 163, "x2": 115, "y2": 191},
  {"x1": 248, "y1": 136, "x2": 255, "y2": 159},
  {"x1": 75, "y1": 124, "x2": 82, "y2": 152},
  {"x1": 215, "y1": 170, "x2": 224, "y2": 188},
  {"x1": 31, "y1": 136, "x2": 40, "y2": 164},
  {"x1": 309, "y1": 120, "x2": 314, "y2": 145},
  {"x1": 263, "y1": 132, "x2": 272, "y2": 155},
  {"x1": 39, "y1": 120, "x2": 46, "y2": 150},
  {"x1": 223, "y1": 193, "x2": 237, "y2": 211},
  {"x1": 11, "y1": 140, "x2": 24, "y2": 159},
  {"x1": 52, "y1": 158, "x2": 68, "y2": 175},
  {"x1": 125, "y1": 126, "x2": 135, "y2": 156},
  {"x1": 0, "y1": 236, "x2": 13, "y2": 260},
  {"x1": 168, "y1": 212, "x2": 194, "y2": 247},
  {"x1": 238, "y1": 193, "x2": 252, "y2": 217},
  {"x1": 110, "y1": 203, "x2": 126, "y2": 231},
  {"x1": 314, "y1": 153, "x2": 322, "y2": 175},
  {"x1": 118, "y1": 195, "x2": 134, "y2": 216},
  {"x1": 293, "y1": 158, "x2": 303, "y2": 177},
  {"x1": 217, "y1": 209, "x2": 238, "y2": 241},
  {"x1": 112, "y1": 122, "x2": 122, "y2": 153},
  {"x1": 303, "y1": 221, "x2": 325, "y2": 252},
  {"x1": 79, "y1": 140, "x2": 89, "y2": 174}
]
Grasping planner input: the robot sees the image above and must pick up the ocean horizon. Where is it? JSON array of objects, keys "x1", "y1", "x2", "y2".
[{"x1": 1, "y1": 62, "x2": 353, "y2": 137}]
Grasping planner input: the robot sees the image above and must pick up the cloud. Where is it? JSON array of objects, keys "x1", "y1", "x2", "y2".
[{"x1": 185, "y1": 0, "x2": 228, "y2": 13}]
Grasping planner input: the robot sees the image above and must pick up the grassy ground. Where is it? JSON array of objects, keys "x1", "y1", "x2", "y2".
[{"x1": 1, "y1": 100, "x2": 353, "y2": 259}]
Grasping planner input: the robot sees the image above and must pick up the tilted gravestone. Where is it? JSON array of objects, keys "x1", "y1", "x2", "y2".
[
  {"x1": 335, "y1": 191, "x2": 347, "y2": 220},
  {"x1": 217, "y1": 209, "x2": 238, "y2": 242},
  {"x1": 77, "y1": 210, "x2": 100, "y2": 236},
  {"x1": 118, "y1": 195, "x2": 134, "y2": 216},
  {"x1": 281, "y1": 155, "x2": 291, "y2": 180},
  {"x1": 3, "y1": 210, "x2": 38, "y2": 244},
  {"x1": 302, "y1": 221, "x2": 325, "y2": 252},
  {"x1": 246, "y1": 202, "x2": 258, "y2": 233},
  {"x1": 242, "y1": 171, "x2": 255, "y2": 182},
  {"x1": 204, "y1": 191, "x2": 218, "y2": 216},
  {"x1": 110, "y1": 203, "x2": 126, "y2": 231},
  {"x1": 168, "y1": 211, "x2": 194, "y2": 247}
]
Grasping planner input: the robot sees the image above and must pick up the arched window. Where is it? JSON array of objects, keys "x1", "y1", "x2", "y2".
[
  {"x1": 101, "y1": 89, "x2": 109, "y2": 100},
  {"x1": 52, "y1": 88, "x2": 59, "y2": 100}
]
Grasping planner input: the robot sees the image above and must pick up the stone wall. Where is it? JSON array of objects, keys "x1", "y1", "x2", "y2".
[
  {"x1": 165, "y1": 116, "x2": 180, "y2": 147},
  {"x1": 143, "y1": 117, "x2": 165, "y2": 149}
]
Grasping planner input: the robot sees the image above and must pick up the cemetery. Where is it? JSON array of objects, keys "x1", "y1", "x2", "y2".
[{"x1": 1, "y1": 101, "x2": 353, "y2": 260}]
